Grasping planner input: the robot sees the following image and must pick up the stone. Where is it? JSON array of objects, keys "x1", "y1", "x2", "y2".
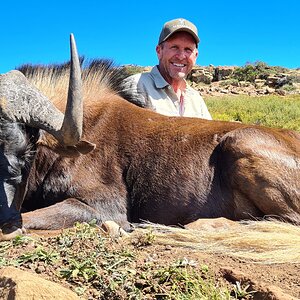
[
  {"x1": 190, "y1": 69, "x2": 213, "y2": 84},
  {"x1": 0, "y1": 267, "x2": 80, "y2": 300},
  {"x1": 214, "y1": 66, "x2": 235, "y2": 81},
  {"x1": 255, "y1": 79, "x2": 266, "y2": 88}
]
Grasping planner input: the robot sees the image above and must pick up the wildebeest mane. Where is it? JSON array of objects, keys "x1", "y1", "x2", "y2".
[{"x1": 17, "y1": 58, "x2": 144, "y2": 108}]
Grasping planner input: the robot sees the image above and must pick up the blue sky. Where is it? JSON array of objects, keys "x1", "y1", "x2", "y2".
[{"x1": 1, "y1": 0, "x2": 299, "y2": 74}]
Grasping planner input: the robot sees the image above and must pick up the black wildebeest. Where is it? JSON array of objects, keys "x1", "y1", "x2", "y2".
[{"x1": 0, "y1": 35, "x2": 299, "y2": 240}]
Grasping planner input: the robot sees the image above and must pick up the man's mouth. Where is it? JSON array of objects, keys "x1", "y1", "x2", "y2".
[{"x1": 171, "y1": 63, "x2": 186, "y2": 67}]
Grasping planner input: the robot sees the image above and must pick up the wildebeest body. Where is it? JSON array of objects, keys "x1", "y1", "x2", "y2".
[
  {"x1": 0, "y1": 38, "x2": 299, "y2": 238},
  {"x1": 22, "y1": 95, "x2": 300, "y2": 229}
]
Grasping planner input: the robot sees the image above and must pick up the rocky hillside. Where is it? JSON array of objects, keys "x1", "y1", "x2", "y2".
[
  {"x1": 126, "y1": 62, "x2": 300, "y2": 97},
  {"x1": 189, "y1": 63, "x2": 300, "y2": 96}
]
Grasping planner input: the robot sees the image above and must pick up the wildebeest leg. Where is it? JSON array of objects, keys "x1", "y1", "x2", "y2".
[
  {"x1": 218, "y1": 128, "x2": 300, "y2": 224},
  {"x1": 22, "y1": 198, "x2": 130, "y2": 230}
]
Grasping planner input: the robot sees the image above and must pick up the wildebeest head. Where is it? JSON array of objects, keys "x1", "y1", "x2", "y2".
[{"x1": 0, "y1": 34, "x2": 94, "y2": 240}]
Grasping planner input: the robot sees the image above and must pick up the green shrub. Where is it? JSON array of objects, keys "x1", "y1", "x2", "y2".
[
  {"x1": 280, "y1": 84, "x2": 297, "y2": 92},
  {"x1": 232, "y1": 61, "x2": 288, "y2": 83},
  {"x1": 122, "y1": 65, "x2": 144, "y2": 77}
]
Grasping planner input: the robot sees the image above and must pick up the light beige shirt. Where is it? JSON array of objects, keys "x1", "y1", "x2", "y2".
[{"x1": 123, "y1": 66, "x2": 212, "y2": 119}]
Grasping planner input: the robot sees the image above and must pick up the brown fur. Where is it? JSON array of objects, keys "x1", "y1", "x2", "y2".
[{"x1": 19, "y1": 61, "x2": 300, "y2": 230}]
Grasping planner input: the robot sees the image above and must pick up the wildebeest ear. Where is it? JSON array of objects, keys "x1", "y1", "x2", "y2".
[
  {"x1": 72, "y1": 140, "x2": 97, "y2": 154},
  {"x1": 37, "y1": 137, "x2": 96, "y2": 157}
]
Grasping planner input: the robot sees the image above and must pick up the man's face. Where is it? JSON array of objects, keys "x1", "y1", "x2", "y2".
[{"x1": 156, "y1": 31, "x2": 198, "y2": 83}]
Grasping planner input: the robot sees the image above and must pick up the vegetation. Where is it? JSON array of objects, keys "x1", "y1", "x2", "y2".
[
  {"x1": 206, "y1": 94, "x2": 300, "y2": 131},
  {"x1": 122, "y1": 65, "x2": 145, "y2": 77},
  {"x1": 0, "y1": 222, "x2": 246, "y2": 299},
  {"x1": 2, "y1": 220, "x2": 299, "y2": 298},
  {"x1": 231, "y1": 61, "x2": 287, "y2": 83}
]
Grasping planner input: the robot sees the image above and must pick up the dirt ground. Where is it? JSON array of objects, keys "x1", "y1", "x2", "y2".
[
  {"x1": 1, "y1": 221, "x2": 300, "y2": 299},
  {"x1": 159, "y1": 246, "x2": 300, "y2": 299}
]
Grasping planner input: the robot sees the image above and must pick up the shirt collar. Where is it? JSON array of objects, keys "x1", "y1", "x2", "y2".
[
  {"x1": 150, "y1": 65, "x2": 188, "y2": 90},
  {"x1": 150, "y1": 65, "x2": 169, "y2": 89}
]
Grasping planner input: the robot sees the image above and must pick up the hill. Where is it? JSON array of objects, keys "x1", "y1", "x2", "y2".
[{"x1": 123, "y1": 62, "x2": 300, "y2": 97}]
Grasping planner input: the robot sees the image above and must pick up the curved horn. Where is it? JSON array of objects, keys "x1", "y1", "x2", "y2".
[{"x1": 0, "y1": 34, "x2": 82, "y2": 146}]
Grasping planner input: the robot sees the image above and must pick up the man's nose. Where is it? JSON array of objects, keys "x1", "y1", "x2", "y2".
[{"x1": 175, "y1": 49, "x2": 187, "y2": 60}]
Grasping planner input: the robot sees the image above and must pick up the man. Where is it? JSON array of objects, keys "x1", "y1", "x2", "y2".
[{"x1": 123, "y1": 18, "x2": 212, "y2": 119}]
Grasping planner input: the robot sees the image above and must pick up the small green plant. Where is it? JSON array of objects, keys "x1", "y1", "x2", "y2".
[
  {"x1": 60, "y1": 258, "x2": 98, "y2": 282},
  {"x1": 12, "y1": 235, "x2": 35, "y2": 246},
  {"x1": 133, "y1": 228, "x2": 156, "y2": 247},
  {"x1": 17, "y1": 246, "x2": 59, "y2": 265},
  {"x1": 232, "y1": 281, "x2": 256, "y2": 299}
]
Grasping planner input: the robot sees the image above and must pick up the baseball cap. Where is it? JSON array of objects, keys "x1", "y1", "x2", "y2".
[{"x1": 158, "y1": 18, "x2": 200, "y2": 45}]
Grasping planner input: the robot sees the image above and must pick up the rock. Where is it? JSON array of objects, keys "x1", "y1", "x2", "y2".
[
  {"x1": 221, "y1": 267, "x2": 298, "y2": 300},
  {"x1": 231, "y1": 90, "x2": 241, "y2": 95},
  {"x1": 276, "y1": 89, "x2": 286, "y2": 96},
  {"x1": 0, "y1": 267, "x2": 80, "y2": 300},
  {"x1": 135, "y1": 64, "x2": 300, "y2": 96},
  {"x1": 214, "y1": 66, "x2": 235, "y2": 81},
  {"x1": 255, "y1": 79, "x2": 266, "y2": 88},
  {"x1": 266, "y1": 75, "x2": 289, "y2": 88},
  {"x1": 220, "y1": 89, "x2": 229, "y2": 94},
  {"x1": 265, "y1": 87, "x2": 276, "y2": 94},
  {"x1": 190, "y1": 68, "x2": 213, "y2": 84}
]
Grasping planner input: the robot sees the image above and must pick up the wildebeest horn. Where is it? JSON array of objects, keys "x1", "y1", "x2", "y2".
[
  {"x1": 0, "y1": 33, "x2": 82, "y2": 146},
  {"x1": 60, "y1": 33, "x2": 83, "y2": 145}
]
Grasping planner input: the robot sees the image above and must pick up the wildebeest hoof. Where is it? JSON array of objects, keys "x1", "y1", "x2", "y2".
[
  {"x1": 0, "y1": 226, "x2": 26, "y2": 241},
  {"x1": 101, "y1": 221, "x2": 129, "y2": 238}
]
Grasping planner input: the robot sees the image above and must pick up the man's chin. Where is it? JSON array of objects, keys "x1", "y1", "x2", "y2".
[{"x1": 171, "y1": 72, "x2": 186, "y2": 79}]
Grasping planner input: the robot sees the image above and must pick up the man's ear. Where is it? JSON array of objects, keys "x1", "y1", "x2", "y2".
[
  {"x1": 156, "y1": 44, "x2": 163, "y2": 59},
  {"x1": 194, "y1": 47, "x2": 199, "y2": 59}
]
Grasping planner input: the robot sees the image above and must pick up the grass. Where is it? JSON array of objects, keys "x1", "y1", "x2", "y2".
[
  {"x1": 0, "y1": 222, "x2": 239, "y2": 299},
  {"x1": 205, "y1": 94, "x2": 300, "y2": 131}
]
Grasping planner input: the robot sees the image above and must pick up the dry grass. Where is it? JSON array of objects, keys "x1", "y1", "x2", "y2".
[{"x1": 131, "y1": 220, "x2": 300, "y2": 264}]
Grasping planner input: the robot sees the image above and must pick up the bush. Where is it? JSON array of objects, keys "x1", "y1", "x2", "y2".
[
  {"x1": 232, "y1": 61, "x2": 287, "y2": 83},
  {"x1": 232, "y1": 62, "x2": 267, "y2": 82},
  {"x1": 122, "y1": 65, "x2": 145, "y2": 77}
]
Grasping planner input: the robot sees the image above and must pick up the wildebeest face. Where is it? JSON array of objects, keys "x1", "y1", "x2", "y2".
[
  {"x1": 0, "y1": 34, "x2": 93, "y2": 240},
  {"x1": 0, "y1": 120, "x2": 39, "y2": 232}
]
